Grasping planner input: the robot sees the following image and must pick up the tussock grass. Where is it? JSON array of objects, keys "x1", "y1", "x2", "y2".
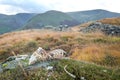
[
  {"x1": 0, "y1": 29, "x2": 120, "y2": 80},
  {"x1": 0, "y1": 29, "x2": 120, "y2": 66},
  {"x1": 98, "y1": 17, "x2": 120, "y2": 26}
]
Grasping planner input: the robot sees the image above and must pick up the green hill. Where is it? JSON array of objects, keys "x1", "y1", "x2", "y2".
[
  {"x1": 1, "y1": 9, "x2": 120, "y2": 34},
  {"x1": 22, "y1": 10, "x2": 79, "y2": 29},
  {"x1": 23, "y1": 9, "x2": 120, "y2": 30},
  {"x1": 0, "y1": 13, "x2": 36, "y2": 34},
  {"x1": 68, "y1": 9, "x2": 120, "y2": 23}
]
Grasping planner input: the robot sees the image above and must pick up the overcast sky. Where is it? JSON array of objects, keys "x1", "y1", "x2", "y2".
[{"x1": 0, "y1": 0, "x2": 120, "y2": 15}]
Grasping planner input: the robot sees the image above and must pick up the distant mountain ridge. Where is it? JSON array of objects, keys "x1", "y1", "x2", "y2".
[
  {"x1": 0, "y1": 13, "x2": 36, "y2": 34},
  {"x1": 22, "y1": 10, "x2": 79, "y2": 29},
  {"x1": 0, "y1": 9, "x2": 120, "y2": 34},
  {"x1": 68, "y1": 9, "x2": 120, "y2": 23}
]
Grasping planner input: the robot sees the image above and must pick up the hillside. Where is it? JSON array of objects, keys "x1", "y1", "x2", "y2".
[
  {"x1": 22, "y1": 9, "x2": 120, "y2": 30},
  {"x1": 0, "y1": 29, "x2": 120, "y2": 64},
  {"x1": 72, "y1": 17, "x2": 120, "y2": 32},
  {"x1": 98, "y1": 17, "x2": 120, "y2": 26},
  {"x1": 0, "y1": 13, "x2": 36, "y2": 34},
  {"x1": 22, "y1": 10, "x2": 79, "y2": 29},
  {"x1": 0, "y1": 29, "x2": 120, "y2": 79},
  {"x1": 68, "y1": 9, "x2": 120, "y2": 23}
]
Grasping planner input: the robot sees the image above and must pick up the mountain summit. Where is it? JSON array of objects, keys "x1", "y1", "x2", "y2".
[
  {"x1": 22, "y1": 10, "x2": 79, "y2": 29},
  {"x1": 68, "y1": 9, "x2": 120, "y2": 23}
]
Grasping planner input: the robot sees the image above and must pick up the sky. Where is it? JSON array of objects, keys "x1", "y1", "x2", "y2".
[{"x1": 0, "y1": 0, "x2": 120, "y2": 15}]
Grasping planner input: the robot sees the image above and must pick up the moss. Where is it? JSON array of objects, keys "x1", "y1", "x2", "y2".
[{"x1": 2, "y1": 63, "x2": 8, "y2": 68}]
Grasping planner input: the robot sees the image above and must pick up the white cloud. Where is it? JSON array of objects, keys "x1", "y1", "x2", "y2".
[
  {"x1": 0, "y1": 4, "x2": 29, "y2": 15},
  {"x1": 0, "y1": 0, "x2": 120, "y2": 14}
]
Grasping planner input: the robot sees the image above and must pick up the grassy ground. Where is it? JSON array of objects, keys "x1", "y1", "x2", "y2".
[
  {"x1": 0, "y1": 29, "x2": 120, "y2": 66},
  {"x1": 0, "y1": 29, "x2": 120, "y2": 79},
  {"x1": 0, "y1": 59, "x2": 120, "y2": 80}
]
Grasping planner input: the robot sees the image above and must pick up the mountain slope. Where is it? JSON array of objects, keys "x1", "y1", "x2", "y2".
[
  {"x1": 71, "y1": 17, "x2": 120, "y2": 32},
  {"x1": 0, "y1": 13, "x2": 36, "y2": 34},
  {"x1": 98, "y1": 17, "x2": 120, "y2": 26},
  {"x1": 1, "y1": 9, "x2": 120, "y2": 34},
  {"x1": 68, "y1": 9, "x2": 120, "y2": 23},
  {"x1": 22, "y1": 10, "x2": 79, "y2": 29}
]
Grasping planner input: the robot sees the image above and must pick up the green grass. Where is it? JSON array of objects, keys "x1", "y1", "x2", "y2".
[
  {"x1": 0, "y1": 59, "x2": 120, "y2": 80},
  {"x1": 93, "y1": 37, "x2": 120, "y2": 44},
  {"x1": 51, "y1": 59, "x2": 120, "y2": 80}
]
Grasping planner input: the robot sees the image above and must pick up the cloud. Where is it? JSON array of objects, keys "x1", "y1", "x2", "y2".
[
  {"x1": 0, "y1": 4, "x2": 29, "y2": 15},
  {"x1": 0, "y1": 0, "x2": 120, "y2": 15},
  {"x1": 0, "y1": 0, "x2": 52, "y2": 15}
]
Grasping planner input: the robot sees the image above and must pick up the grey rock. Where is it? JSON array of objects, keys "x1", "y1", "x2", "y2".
[
  {"x1": 0, "y1": 55, "x2": 29, "y2": 72},
  {"x1": 0, "y1": 65, "x2": 3, "y2": 73},
  {"x1": 80, "y1": 22, "x2": 120, "y2": 36}
]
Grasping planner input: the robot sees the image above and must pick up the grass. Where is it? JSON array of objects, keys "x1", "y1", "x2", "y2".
[
  {"x1": 51, "y1": 59, "x2": 120, "y2": 80},
  {"x1": 0, "y1": 29, "x2": 120, "y2": 65},
  {"x1": 98, "y1": 17, "x2": 120, "y2": 26},
  {"x1": 0, "y1": 59, "x2": 120, "y2": 80},
  {"x1": 0, "y1": 29, "x2": 120, "y2": 79}
]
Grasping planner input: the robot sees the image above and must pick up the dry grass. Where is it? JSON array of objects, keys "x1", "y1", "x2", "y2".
[
  {"x1": 0, "y1": 29, "x2": 120, "y2": 66},
  {"x1": 0, "y1": 29, "x2": 79, "y2": 47},
  {"x1": 70, "y1": 44, "x2": 105, "y2": 61},
  {"x1": 98, "y1": 17, "x2": 120, "y2": 26},
  {"x1": 70, "y1": 43, "x2": 120, "y2": 66},
  {"x1": 71, "y1": 21, "x2": 93, "y2": 31}
]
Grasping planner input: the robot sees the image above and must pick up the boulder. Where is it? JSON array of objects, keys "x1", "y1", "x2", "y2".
[
  {"x1": 48, "y1": 49, "x2": 66, "y2": 59},
  {"x1": 29, "y1": 48, "x2": 67, "y2": 65},
  {"x1": 0, "y1": 55, "x2": 29, "y2": 71},
  {"x1": 0, "y1": 47, "x2": 67, "y2": 73},
  {"x1": 29, "y1": 47, "x2": 48, "y2": 65},
  {"x1": 80, "y1": 22, "x2": 120, "y2": 36}
]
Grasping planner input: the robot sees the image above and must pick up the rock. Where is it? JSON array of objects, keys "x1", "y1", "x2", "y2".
[
  {"x1": 29, "y1": 47, "x2": 67, "y2": 65},
  {"x1": 80, "y1": 22, "x2": 120, "y2": 36},
  {"x1": 48, "y1": 49, "x2": 66, "y2": 59},
  {"x1": 2, "y1": 55, "x2": 29, "y2": 65},
  {"x1": 29, "y1": 55, "x2": 37, "y2": 65},
  {"x1": 29, "y1": 47, "x2": 48, "y2": 65},
  {"x1": 0, "y1": 47, "x2": 68, "y2": 73},
  {"x1": 0, "y1": 65, "x2": 3, "y2": 73},
  {"x1": 15, "y1": 55, "x2": 28, "y2": 61},
  {"x1": 0, "y1": 55, "x2": 29, "y2": 72},
  {"x1": 46, "y1": 66, "x2": 53, "y2": 70},
  {"x1": 25, "y1": 61, "x2": 50, "y2": 71}
]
